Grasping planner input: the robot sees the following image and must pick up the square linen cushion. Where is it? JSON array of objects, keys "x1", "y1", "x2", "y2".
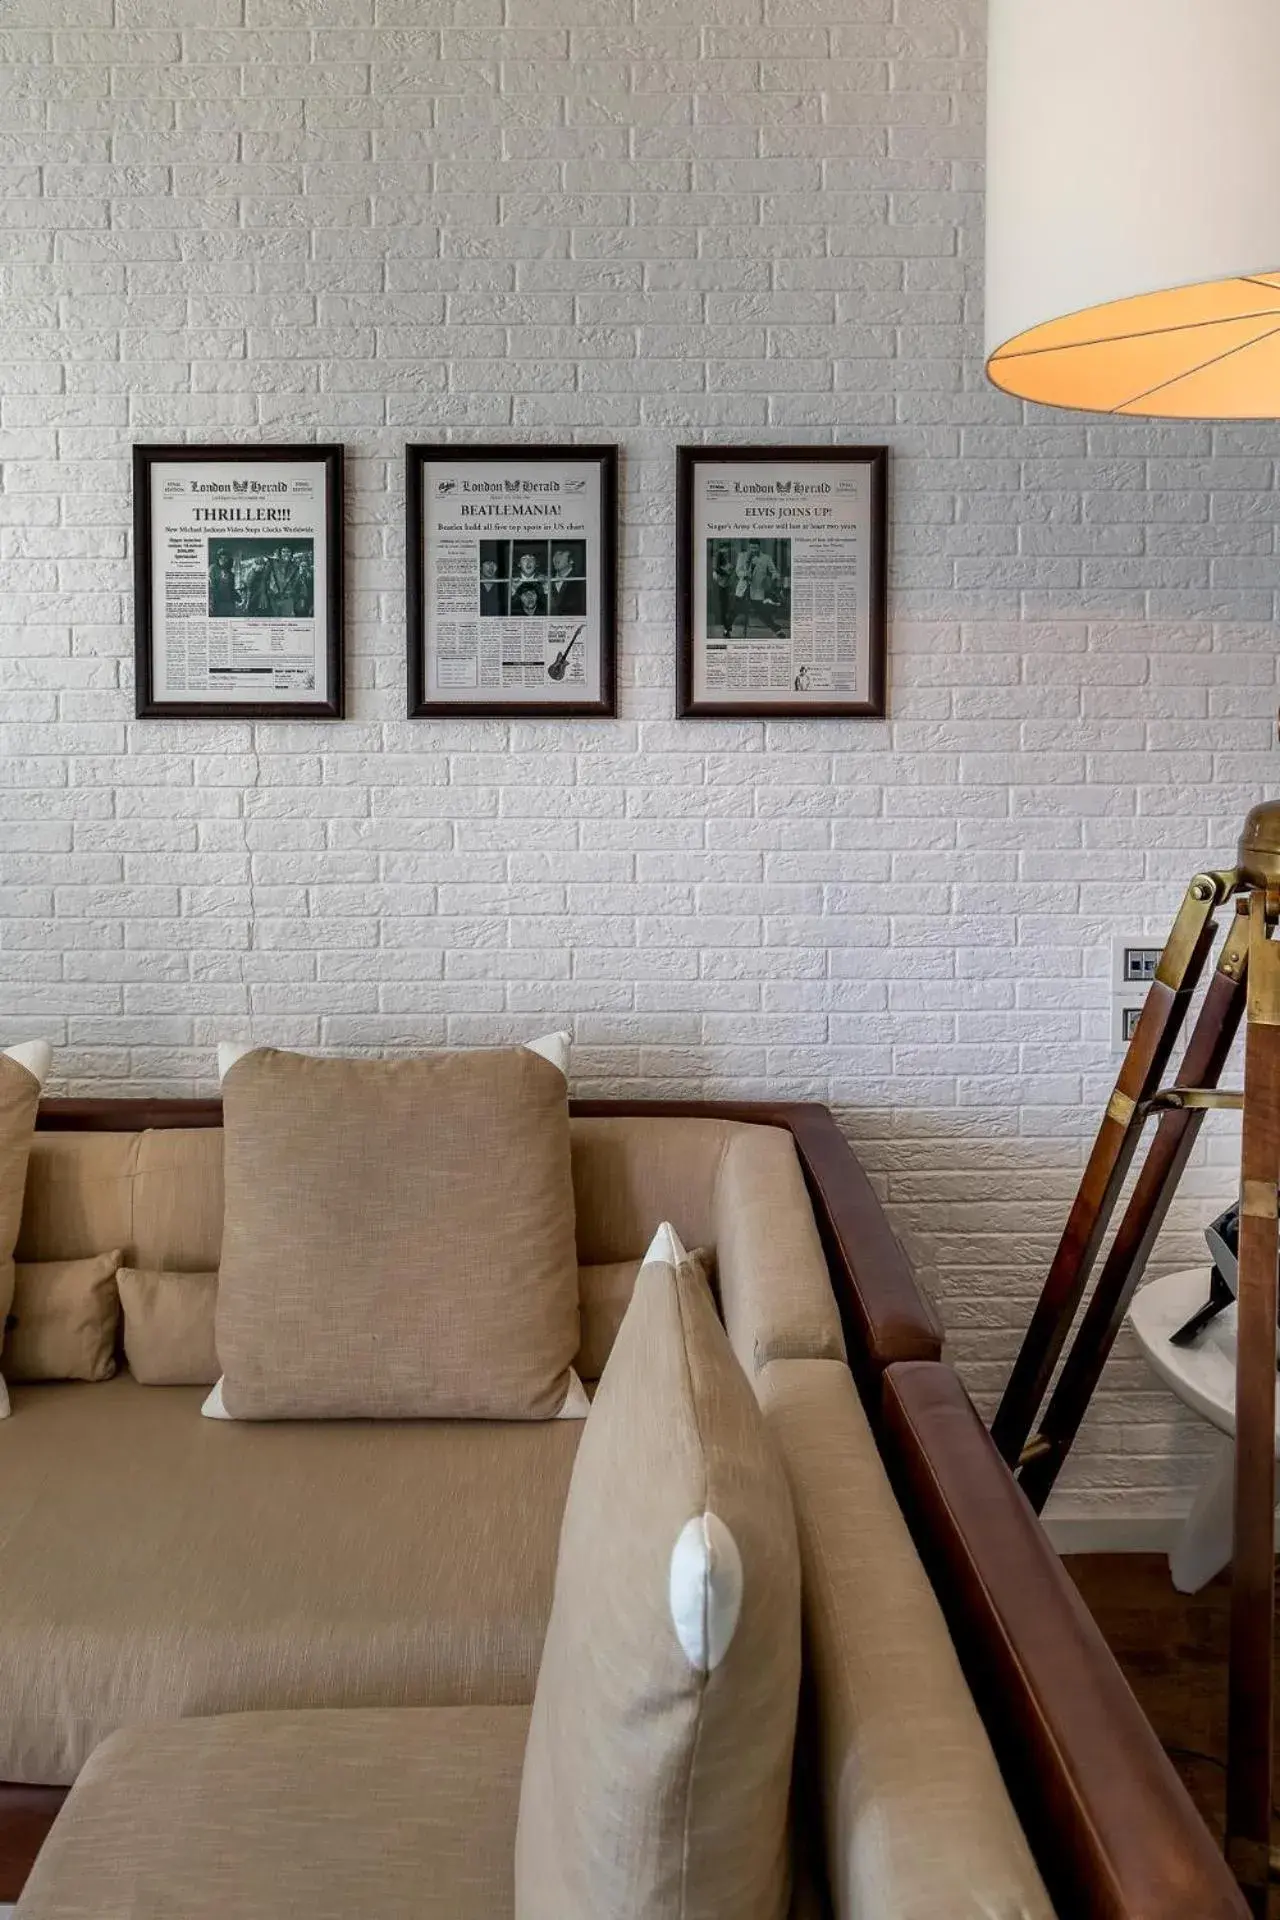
[
  {"x1": 119, "y1": 1268, "x2": 220, "y2": 1386},
  {"x1": 515, "y1": 1223, "x2": 801, "y2": 1920},
  {"x1": 216, "y1": 1045, "x2": 581, "y2": 1420},
  {"x1": 0, "y1": 1042, "x2": 53, "y2": 1418},
  {"x1": 5, "y1": 1251, "x2": 122, "y2": 1383}
]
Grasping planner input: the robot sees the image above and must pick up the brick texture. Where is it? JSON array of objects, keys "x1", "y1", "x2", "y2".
[{"x1": 0, "y1": 0, "x2": 1276, "y2": 1522}]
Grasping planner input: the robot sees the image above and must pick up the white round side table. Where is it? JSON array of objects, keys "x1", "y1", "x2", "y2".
[{"x1": 1127, "y1": 1265, "x2": 1280, "y2": 1594}]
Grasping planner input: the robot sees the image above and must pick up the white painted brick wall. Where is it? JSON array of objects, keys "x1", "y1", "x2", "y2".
[{"x1": 1, "y1": 0, "x2": 1276, "y2": 1522}]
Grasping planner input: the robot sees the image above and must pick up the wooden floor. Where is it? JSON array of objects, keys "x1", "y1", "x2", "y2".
[{"x1": 1064, "y1": 1552, "x2": 1266, "y2": 1841}]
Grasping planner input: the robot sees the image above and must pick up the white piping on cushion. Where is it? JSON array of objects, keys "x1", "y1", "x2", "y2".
[
  {"x1": 555, "y1": 1368, "x2": 590, "y2": 1420},
  {"x1": 3, "y1": 1041, "x2": 51, "y2": 1087},
  {"x1": 643, "y1": 1221, "x2": 689, "y2": 1269},
  {"x1": 201, "y1": 1377, "x2": 232, "y2": 1420},
  {"x1": 216, "y1": 1041, "x2": 255, "y2": 1084},
  {"x1": 669, "y1": 1512, "x2": 743, "y2": 1674},
  {"x1": 525, "y1": 1031, "x2": 570, "y2": 1079}
]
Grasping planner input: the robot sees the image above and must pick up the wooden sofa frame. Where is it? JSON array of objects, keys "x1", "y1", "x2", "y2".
[{"x1": 0, "y1": 1096, "x2": 1244, "y2": 1920}]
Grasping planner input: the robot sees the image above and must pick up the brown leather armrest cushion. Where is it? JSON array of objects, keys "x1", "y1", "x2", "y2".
[{"x1": 881, "y1": 1361, "x2": 1248, "y2": 1920}]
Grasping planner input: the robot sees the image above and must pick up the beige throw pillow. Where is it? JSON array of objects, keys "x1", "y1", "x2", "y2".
[
  {"x1": 119, "y1": 1269, "x2": 220, "y2": 1386},
  {"x1": 215, "y1": 1045, "x2": 581, "y2": 1420},
  {"x1": 515, "y1": 1223, "x2": 801, "y2": 1920},
  {"x1": 5, "y1": 1251, "x2": 122, "y2": 1383},
  {"x1": 0, "y1": 1043, "x2": 53, "y2": 1418}
]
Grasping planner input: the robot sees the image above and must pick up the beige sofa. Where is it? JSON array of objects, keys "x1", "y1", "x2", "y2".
[{"x1": 1, "y1": 1097, "x2": 1247, "y2": 1919}]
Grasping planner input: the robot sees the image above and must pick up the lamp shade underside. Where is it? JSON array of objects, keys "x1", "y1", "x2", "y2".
[{"x1": 987, "y1": 271, "x2": 1280, "y2": 418}]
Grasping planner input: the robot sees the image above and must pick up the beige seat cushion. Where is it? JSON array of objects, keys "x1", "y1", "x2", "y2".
[
  {"x1": 14, "y1": 1706, "x2": 530, "y2": 1920},
  {"x1": 13, "y1": 1706, "x2": 829, "y2": 1920},
  {"x1": 118, "y1": 1268, "x2": 220, "y2": 1386},
  {"x1": 0, "y1": 1375, "x2": 580, "y2": 1784},
  {"x1": 516, "y1": 1231, "x2": 801, "y2": 1920},
  {"x1": 756, "y1": 1358, "x2": 1053, "y2": 1920},
  {"x1": 6, "y1": 1254, "x2": 121, "y2": 1383},
  {"x1": 216, "y1": 1047, "x2": 580, "y2": 1420}
]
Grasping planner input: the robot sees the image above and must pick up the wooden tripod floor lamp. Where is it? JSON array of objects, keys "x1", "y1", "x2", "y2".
[
  {"x1": 992, "y1": 810, "x2": 1279, "y2": 1907},
  {"x1": 984, "y1": 3, "x2": 1280, "y2": 1910}
]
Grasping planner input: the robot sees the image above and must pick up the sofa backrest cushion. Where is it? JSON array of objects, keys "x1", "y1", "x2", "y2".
[
  {"x1": 18, "y1": 1115, "x2": 843, "y2": 1388},
  {"x1": 576, "y1": 1247, "x2": 714, "y2": 1381},
  {"x1": 116, "y1": 1256, "x2": 719, "y2": 1390},
  {"x1": 515, "y1": 1225, "x2": 801, "y2": 1920},
  {"x1": 0, "y1": 1050, "x2": 49, "y2": 1413},
  {"x1": 568, "y1": 1115, "x2": 730, "y2": 1261},
  {"x1": 215, "y1": 1046, "x2": 580, "y2": 1420}
]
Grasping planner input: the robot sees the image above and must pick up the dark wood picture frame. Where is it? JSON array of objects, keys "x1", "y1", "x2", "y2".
[
  {"x1": 676, "y1": 443, "x2": 888, "y2": 719},
  {"x1": 133, "y1": 442, "x2": 345, "y2": 720},
  {"x1": 406, "y1": 442, "x2": 618, "y2": 719}
]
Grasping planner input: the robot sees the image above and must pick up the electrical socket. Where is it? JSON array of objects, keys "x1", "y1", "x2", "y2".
[
  {"x1": 1110, "y1": 936, "x2": 1160, "y2": 1052},
  {"x1": 1112, "y1": 937, "x2": 1161, "y2": 991},
  {"x1": 1111, "y1": 998, "x2": 1146, "y2": 1051}
]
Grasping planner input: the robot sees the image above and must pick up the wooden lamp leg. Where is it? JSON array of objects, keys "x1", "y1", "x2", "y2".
[
  {"x1": 1227, "y1": 888, "x2": 1280, "y2": 1916},
  {"x1": 992, "y1": 871, "x2": 1230, "y2": 1469},
  {"x1": 1017, "y1": 901, "x2": 1251, "y2": 1512}
]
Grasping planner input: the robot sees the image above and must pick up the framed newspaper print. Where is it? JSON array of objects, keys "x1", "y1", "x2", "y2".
[
  {"x1": 133, "y1": 443, "x2": 344, "y2": 719},
  {"x1": 406, "y1": 443, "x2": 617, "y2": 718},
  {"x1": 676, "y1": 444, "x2": 887, "y2": 718}
]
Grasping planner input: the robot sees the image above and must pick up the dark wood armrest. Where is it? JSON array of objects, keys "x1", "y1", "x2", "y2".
[
  {"x1": 0, "y1": 1786, "x2": 66, "y2": 1902},
  {"x1": 782, "y1": 1106, "x2": 942, "y2": 1390},
  {"x1": 880, "y1": 1361, "x2": 1247, "y2": 1920}
]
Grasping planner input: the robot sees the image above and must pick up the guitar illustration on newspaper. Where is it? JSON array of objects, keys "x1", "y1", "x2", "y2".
[{"x1": 547, "y1": 625, "x2": 584, "y2": 682}]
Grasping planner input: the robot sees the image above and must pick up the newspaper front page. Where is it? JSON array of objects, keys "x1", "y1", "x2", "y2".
[
  {"x1": 420, "y1": 458, "x2": 603, "y2": 705},
  {"x1": 690, "y1": 458, "x2": 876, "y2": 705},
  {"x1": 148, "y1": 459, "x2": 330, "y2": 704}
]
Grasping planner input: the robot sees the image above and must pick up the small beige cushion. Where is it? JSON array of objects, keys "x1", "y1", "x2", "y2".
[
  {"x1": 5, "y1": 1253, "x2": 121, "y2": 1383},
  {"x1": 216, "y1": 1047, "x2": 580, "y2": 1420},
  {"x1": 515, "y1": 1228, "x2": 801, "y2": 1920},
  {"x1": 14, "y1": 1706, "x2": 530, "y2": 1920},
  {"x1": 119, "y1": 1268, "x2": 220, "y2": 1386},
  {"x1": 756, "y1": 1357, "x2": 1053, "y2": 1920}
]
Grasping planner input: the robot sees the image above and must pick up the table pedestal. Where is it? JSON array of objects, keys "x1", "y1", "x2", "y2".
[
  {"x1": 1170, "y1": 1434, "x2": 1237, "y2": 1593},
  {"x1": 1128, "y1": 1266, "x2": 1280, "y2": 1596}
]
